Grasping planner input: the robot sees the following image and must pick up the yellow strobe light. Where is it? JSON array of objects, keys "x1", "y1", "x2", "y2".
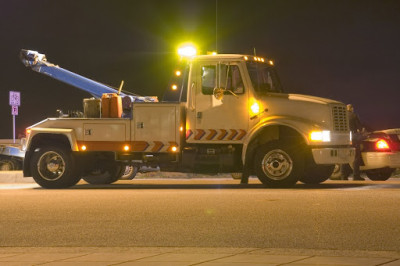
[
  {"x1": 81, "y1": 145, "x2": 87, "y2": 151},
  {"x1": 250, "y1": 102, "x2": 260, "y2": 115},
  {"x1": 177, "y1": 43, "x2": 197, "y2": 57}
]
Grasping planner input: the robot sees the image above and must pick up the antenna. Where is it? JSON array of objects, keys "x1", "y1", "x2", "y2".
[{"x1": 215, "y1": 0, "x2": 218, "y2": 52}]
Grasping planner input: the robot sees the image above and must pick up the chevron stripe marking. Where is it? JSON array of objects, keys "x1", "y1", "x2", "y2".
[
  {"x1": 151, "y1": 141, "x2": 164, "y2": 152},
  {"x1": 206, "y1": 129, "x2": 217, "y2": 140},
  {"x1": 227, "y1": 129, "x2": 238, "y2": 140},
  {"x1": 237, "y1": 129, "x2": 247, "y2": 140},
  {"x1": 195, "y1": 129, "x2": 206, "y2": 140},
  {"x1": 217, "y1": 129, "x2": 228, "y2": 140}
]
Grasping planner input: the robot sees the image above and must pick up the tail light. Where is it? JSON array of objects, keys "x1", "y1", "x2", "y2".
[{"x1": 375, "y1": 139, "x2": 390, "y2": 151}]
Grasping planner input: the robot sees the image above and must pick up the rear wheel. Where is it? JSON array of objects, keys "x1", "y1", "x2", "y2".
[
  {"x1": 30, "y1": 146, "x2": 80, "y2": 189},
  {"x1": 82, "y1": 163, "x2": 123, "y2": 184},
  {"x1": 365, "y1": 167, "x2": 395, "y2": 181},
  {"x1": 254, "y1": 141, "x2": 304, "y2": 188},
  {"x1": 119, "y1": 165, "x2": 139, "y2": 180}
]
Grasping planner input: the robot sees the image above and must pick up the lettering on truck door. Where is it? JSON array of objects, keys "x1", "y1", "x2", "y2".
[{"x1": 186, "y1": 61, "x2": 249, "y2": 143}]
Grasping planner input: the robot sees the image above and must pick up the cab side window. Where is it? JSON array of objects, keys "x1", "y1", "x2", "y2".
[
  {"x1": 201, "y1": 65, "x2": 216, "y2": 95},
  {"x1": 201, "y1": 64, "x2": 244, "y2": 95}
]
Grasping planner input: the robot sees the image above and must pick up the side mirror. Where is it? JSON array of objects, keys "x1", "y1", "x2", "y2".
[
  {"x1": 234, "y1": 86, "x2": 244, "y2": 94},
  {"x1": 213, "y1": 88, "x2": 225, "y2": 100}
]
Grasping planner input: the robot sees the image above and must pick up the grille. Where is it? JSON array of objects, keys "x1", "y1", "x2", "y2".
[{"x1": 332, "y1": 105, "x2": 348, "y2": 132}]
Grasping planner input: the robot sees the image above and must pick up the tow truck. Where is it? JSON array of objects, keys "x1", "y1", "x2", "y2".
[{"x1": 20, "y1": 46, "x2": 355, "y2": 188}]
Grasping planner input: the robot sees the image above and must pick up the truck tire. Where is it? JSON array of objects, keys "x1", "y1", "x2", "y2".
[
  {"x1": 30, "y1": 146, "x2": 80, "y2": 189},
  {"x1": 82, "y1": 163, "x2": 123, "y2": 184},
  {"x1": 119, "y1": 165, "x2": 139, "y2": 180},
  {"x1": 0, "y1": 157, "x2": 21, "y2": 171},
  {"x1": 254, "y1": 141, "x2": 304, "y2": 188},
  {"x1": 365, "y1": 167, "x2": 395, "y2": 181},
  {"x1": 300, "y1": 164, "x2": 334, "y2": 184}
]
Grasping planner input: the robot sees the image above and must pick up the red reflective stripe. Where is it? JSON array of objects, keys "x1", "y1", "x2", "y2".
[{"x1": 186, "y1": 129, "x2": 193, "y2": 140}]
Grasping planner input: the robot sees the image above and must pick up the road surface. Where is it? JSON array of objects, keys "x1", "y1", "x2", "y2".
[{"x1": 0, "y1": 177, "x2": 399, "y2": 252}]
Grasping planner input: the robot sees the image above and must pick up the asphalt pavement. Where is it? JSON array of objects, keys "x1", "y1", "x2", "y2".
[{"x1": 1, "y1": 171, "x2": 400, "y2": 266}]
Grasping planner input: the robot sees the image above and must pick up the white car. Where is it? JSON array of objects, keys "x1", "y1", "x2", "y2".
[{"x1": 332, "y1": 128, "x2": 400, "y2": 180}]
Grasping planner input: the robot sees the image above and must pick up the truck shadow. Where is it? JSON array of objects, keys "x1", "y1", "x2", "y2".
[{"x1": 55, "y1": 181, "x2": 400, "y2": 190}]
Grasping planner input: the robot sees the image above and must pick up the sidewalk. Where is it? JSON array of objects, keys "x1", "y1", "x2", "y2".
[{"x1": 0, "y1": 247, "x2": 399, "y2": 265}]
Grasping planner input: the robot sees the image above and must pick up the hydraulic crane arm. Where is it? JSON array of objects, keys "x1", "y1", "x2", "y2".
[
  {"x1": 20, "y1": 49, "x2": 124, "y2": 98},
  {"x1": 19, "y1": 49, "x2": 156, "y2": 103}
]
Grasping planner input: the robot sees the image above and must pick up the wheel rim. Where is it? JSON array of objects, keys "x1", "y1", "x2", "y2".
[
  {"x1": 333, "y1": 164, "x2": 340, "y2": 174},
  {"x1": 261, "y1": 149, "x2": 293, "y2": 180},
  {"x1": 37, "y1": 151, "x2": 66, "y2": 181},
  {"x1": 0, "y1": 161, "x2": 14, "y2": 171}
]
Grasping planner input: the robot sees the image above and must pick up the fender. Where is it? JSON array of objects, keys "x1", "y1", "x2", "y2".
[
  {"x1": 23, "y1": 128, "x2": 78, "y2": 177},
  {"x1": 241, "y1": 115, "x2": 324, "y2": 164},
  {"x1": 26, "y1": 128, "x2": 79, "y2": 151}
]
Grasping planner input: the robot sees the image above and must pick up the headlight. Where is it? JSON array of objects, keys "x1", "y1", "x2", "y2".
[{"x1": 309, "y1": 130, "x2": 331, "y2": 142}]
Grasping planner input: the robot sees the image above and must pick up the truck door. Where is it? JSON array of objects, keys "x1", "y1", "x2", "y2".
[{"x1": 186, "y1": 61, "x2": 249, "y2": 143}]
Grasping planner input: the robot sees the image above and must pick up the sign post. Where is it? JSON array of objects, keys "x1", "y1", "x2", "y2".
[{"x1": 9, "y1": 91, "x2": 21, "y2": 143}]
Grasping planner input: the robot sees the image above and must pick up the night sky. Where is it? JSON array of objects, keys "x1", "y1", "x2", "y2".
[{"x1": 1, "y1": 0, "x2": 400, "y2": 139}]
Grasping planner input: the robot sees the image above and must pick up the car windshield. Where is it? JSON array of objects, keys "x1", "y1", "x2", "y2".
[{"x1": 246, "y1": 61, "x2": 283, "y2": 94}]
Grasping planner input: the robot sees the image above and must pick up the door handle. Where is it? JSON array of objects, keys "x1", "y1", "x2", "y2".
[{"x1": 190, "y1": 82, "x2": 195, "y2": 111}]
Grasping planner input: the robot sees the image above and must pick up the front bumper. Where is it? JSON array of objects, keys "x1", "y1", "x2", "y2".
[
  {"x1": 312, "y1": 147, "x2": 355, "y2": 164},
  {"x1": 360, "y1": 151, "x2": 400, "y2": 170}
]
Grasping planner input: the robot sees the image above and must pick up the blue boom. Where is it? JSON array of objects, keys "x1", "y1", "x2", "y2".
[{"x1": 19, "y1": 49, "x2": 155, "y2": 102}]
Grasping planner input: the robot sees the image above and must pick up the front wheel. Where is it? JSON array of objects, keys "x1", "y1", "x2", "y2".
[
  {"x1": 30, "y1": 146, "x2": 80, "y2": 189},
  {"x1": 365, "y1": 167, "x2": 395, "y2": 181},
  {"x1": 254, "y1": 141, "x2": 304, "y2": 188},
  {"x1": 300, "y1": 164, "x2": 335, "y2": 184},
  {"x1": 0, "y1": 157, "x2": 21, "y2": 171}
]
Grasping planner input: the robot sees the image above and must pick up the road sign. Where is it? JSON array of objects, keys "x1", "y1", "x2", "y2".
[
  {"x1": 9, "y1": 91, "x2": 21, "y2": 106},
  {"x1": 11, "y1": 106, "x2": 18, "y2": 116}
]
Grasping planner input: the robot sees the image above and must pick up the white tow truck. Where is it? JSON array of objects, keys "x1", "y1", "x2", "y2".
[{"x1": 20, "y1": 47, "x2": 354, "y2": 188}]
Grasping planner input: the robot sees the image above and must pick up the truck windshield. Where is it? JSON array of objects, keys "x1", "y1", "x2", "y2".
[{"x1": 246, "y1": 61, "x2": 283, "y2": 94}]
